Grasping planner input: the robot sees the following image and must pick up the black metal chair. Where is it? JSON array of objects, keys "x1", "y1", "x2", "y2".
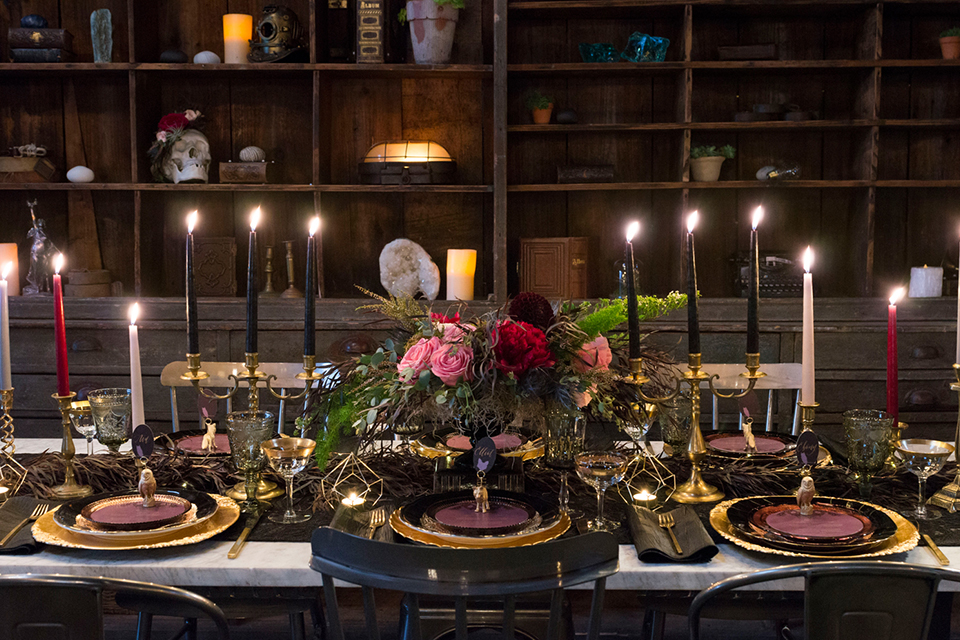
[
  {"x1": 0, "y1": 573, "x2": 230, "y2": 640},
  {"x1": 310, "y1": 526, "x2": 619, "y2": 640},
  {"x1": 688, "y1": 561, "x2": 960, "y2": 640}
]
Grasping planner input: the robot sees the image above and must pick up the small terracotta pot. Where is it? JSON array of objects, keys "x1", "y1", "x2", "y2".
[
  {"x1": 940, "y1": 36, "x2": 960, "y2": 60},
  {"x1": 531, "y1": 104, "x2": 554, "y2": 124},
  {"x1": 690, "y1": 156, "x2": 726, "y2": 182}
]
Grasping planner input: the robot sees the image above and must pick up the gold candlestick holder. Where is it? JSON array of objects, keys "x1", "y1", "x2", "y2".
[
  {"x1": 798, "y1": 401, "x2": 818, "y2": 433},
  {"x1": 928, "y1": 364, "x2": 960, "y2": 512},
  {"x1": 51, "y1": 392, "x2": 93, "y2": 499},
  {"x1": 622, "y1": 357, "x2": 683, "y2": 404},
  {"x1": 0, "y1": 388, "x2": 27, "y2": 495},
  {"x1": 673, "y1": 353, "x2": 725, "y2": 503}
]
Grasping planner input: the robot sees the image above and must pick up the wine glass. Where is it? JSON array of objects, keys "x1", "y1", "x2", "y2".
[
  {"x1": 543, "y1": 400, "x2": 586, "y2": 517},
  {"x1": 226, "y1": 411, "x2": 275, "y2": 514},
  {"x1": 262, "y1": 437, "x2": 317, "y2": 524},
  {"x1": 575, "y1": 451, "x2": 629, "y2": 532},
  {"x1": 88, "y1": 388, "x2": 132, "y2": 453},
  {"x1": 68, "y1": 401, "x2": 97, "y2": 455},
  {"x1": 895, "y1": 438, "x2": 955, "y2": 520}
]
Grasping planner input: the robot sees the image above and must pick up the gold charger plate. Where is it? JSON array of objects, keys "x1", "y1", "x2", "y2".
[
  {"x1": 33, "y1": 494, "x2": 240, "y2": 550},
  {"x1": 410, "y1": 433, "x2": 544, "y2": 462},
  {"x1": 390, "y1": 509, "x2": 570, "y2": 549},
  {"x1": 710, "y1": 495, "x2": 918, "y2": 559}
]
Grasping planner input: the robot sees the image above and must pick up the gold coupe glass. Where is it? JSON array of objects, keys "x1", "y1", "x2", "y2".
[
  {"x1": 896, "y1": 438, "x2": 955, "y2": 520},
  {"x1": 262, "y1": 437, "x2": 316, "y2": 524}
]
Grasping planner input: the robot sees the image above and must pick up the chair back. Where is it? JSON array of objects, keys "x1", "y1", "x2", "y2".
[
  {"x1": 311, "y1": 527, "x2": 619, "y2": 640},
  {"x1": 703, "y1": 362, "x2": 802, "y2": 433},
  {"x1": 0, "y1": 574, "x2": 230, "y2": 640},
  {"x1": 689, "y1": 561, "x2": 960, "y2": 640}
]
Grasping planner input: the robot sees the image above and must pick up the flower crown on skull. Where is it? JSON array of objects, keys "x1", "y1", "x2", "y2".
[{"x1": 147, "y1": 110, "x2": 204, "y2": 182}]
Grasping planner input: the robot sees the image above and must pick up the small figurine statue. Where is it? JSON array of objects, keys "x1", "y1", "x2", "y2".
[
  {"x1": 201, "y1": 418, "x2": 218, "y2": 452},
  {"x1": 797, "y1": 476, "x2": 816, "y2": 516},
  {"x1": 139, "y1": 467, "x2": 157, "y2": 508},
  {"x1": 742, "y1": 417, "x2": 758, "y2": 454},
  {"x1": 23, "y1": 200, "x2": 59, "y2": 296},
  {"x1": 473, "y1": 472, "x2": 490, "y2": 513}
]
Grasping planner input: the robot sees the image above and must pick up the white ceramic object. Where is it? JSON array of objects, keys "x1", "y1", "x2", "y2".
[
  {"x1": 66, "y1": 166, "x2": 95, "y2": 183},
  {"x1": 239, "y1": 146, "x2": 265, "y2": 162},
  {"x1": 193, "y1": 51, "x2": 221, "y2": 64},
  {"x1": 406, "y1": 0, "x2": 459, "y2": 64}
]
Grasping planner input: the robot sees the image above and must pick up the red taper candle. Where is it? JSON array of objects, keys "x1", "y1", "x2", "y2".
[
  {"x1": 53, "y1": 253, "x2": 70, "y2": 396},
  {"x1": 887, "y1": 287, "x2": 904, "y2": 424}
]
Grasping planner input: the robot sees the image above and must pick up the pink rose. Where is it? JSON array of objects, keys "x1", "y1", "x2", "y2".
[
  {"x1": 572, "y1": 383, "x2": 599, "y2": 408},
  {"x1": 573, "y1": 335, "x2": 612, "y2": 373},
  {"x1": 397, "y1": 337, "x2": 441, "y2": 381},
  {"x1": 156, "y1": 131, "x2": 167, "y2": 143},
  {"x1": 437, "y1": 322, "x2": 475, "y2": 343},
  {"x1": 430, "y1": 343, "x2": 474, "y2": 386}
]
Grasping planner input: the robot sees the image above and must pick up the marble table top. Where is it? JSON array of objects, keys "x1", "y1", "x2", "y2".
[{"x1": 6, "y1": 439, "x2": 959, "y2": 591}]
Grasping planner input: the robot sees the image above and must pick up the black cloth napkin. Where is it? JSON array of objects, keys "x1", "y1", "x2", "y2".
[
  {"x1": 329, "y1": 500, "x2": 397, "y2": 543},
  {"x1": 0, "y1": 497, "x2": 57, "y2": 554},
  {"x1": 627, "y1": 505, "x2": 718, "y2": 563}
]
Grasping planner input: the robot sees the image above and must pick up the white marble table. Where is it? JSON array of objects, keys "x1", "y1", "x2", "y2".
[{"x1": 5, "y1": 439, "x2": 959, "y2": 591}]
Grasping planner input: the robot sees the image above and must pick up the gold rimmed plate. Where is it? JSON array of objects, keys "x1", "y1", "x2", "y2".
[
  {"x1": 390, "y1": 509, "x2": 570, "y2": 549},
  {"x1": 55, "y1": 489, "x2": 219, "y2": 539}
]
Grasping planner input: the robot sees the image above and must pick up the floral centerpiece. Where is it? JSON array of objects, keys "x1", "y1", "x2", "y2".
[{"x1": 308, "y1": 290, "x2": 686, "y2": 469}]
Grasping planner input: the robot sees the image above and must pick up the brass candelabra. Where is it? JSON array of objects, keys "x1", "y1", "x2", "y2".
[
  {"x1": 928, "y1": 364, "x2": 960, "y2": 512},
  {"x1": 0, "y1": 388, "x2": 27, "y2": 495},
  {"x1": 51, "y1": 392, "x2": 93, "y2": 498}
]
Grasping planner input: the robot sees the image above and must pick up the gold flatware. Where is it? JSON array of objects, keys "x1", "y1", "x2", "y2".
[
  {"x1": 922, "y1": 534, "x2": 949, "y2": 566},
  {"x1": 364, "y1": 507, "x2": 387, "y2": 539},
  {"x1": 658, "y1": 512, "x2": 683, "y2": 555},
  {"x1": 227, "y1": 510, "x2": 262, "y2": 559},
  {"x1": 0, "y1": 503, "x2": 50, "y2": 547}
]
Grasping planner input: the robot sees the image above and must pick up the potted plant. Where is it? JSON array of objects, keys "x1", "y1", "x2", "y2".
[
  {"x1": 525, "y1": 90, "x2": 555, "y2": 124},
  {"x1": 689, "y1": 145, "x2": 735, "y2": 182},
  {"x1": 399, "y1": 0, "x2": 463, "y2": 64},
  {"x1": 940, "y1": 27, "x2": 960, "y2": 59}
]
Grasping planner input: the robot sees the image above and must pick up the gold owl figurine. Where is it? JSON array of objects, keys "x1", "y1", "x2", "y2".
[
  {"x1": 797, "y1": 476, "x2": 816, "y2": 516},
  {"x1": 139, "y1": 468, "x2": 157, "y2": 508},
  {"x1": 742, "y1": 417, "x2": 758, "y2": 453},
  {"x1": 201, "y1": 418, "x2": 218, "y2": 452}
]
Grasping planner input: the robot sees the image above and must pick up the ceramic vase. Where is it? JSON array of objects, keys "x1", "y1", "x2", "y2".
[{"x1": 406, "y1": 0, "x2": 459, "y2": 64}]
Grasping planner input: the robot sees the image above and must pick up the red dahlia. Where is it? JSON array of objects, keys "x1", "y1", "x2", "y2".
[
  {"x1": 508, "y1": 292, "x2": 555, "y2": 331},
  {"x1": 493, "y1": 320, "x2": 555, "y2": 376},
  {"x1": 158, "y1": 113, "x2": 190, "y2": 132}
]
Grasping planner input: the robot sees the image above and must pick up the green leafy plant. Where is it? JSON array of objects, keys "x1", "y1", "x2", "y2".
[
  {"x1": 690, "y1": 144, "x2": 736, "y2": 160},
  {"x1": 397, "y1": 7, "x2": 407, "y2": 24},
  {"x1": 941, "y1": 27, "x2": 960, "y2": 38},
  {"x1": 524, "y1": 89, "x2": 554, "y2": 111}
]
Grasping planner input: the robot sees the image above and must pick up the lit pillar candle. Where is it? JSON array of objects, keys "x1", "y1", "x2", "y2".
[
  {"x1": 625, "y1": 221, "x2": 641, "y2": 359},
  {"x1": 304, "y1": 216, "x2": 320, "y2": 357},
  {"x1": 685, "y1": 211, "x2": 700, "y2": 356},
  {"x1": 129, "y1": 303, "x2": 145, "y2": 427},
  {"x1": 53, "y1": 254, "x2": 69, "y2": 396},
  {"x1": 185, "y1": 211, "x2": 199, "y2": 355},
  {"x1": 888, "y1": 287, "x2": 904, "y2": 424},
  {"x1": 446, "y1": 249, "x2": 477, "y2": 301},
  {"x1": 0, "y1": 244, "x2": 18, "y2": 296},
  {"x1": 747, "y1": 206, "x2": 763, "y2": 355},
  {"x1": 801, "y1": 247, "x2": 815, "y2": 405},
  {"x1": 0, "y1": 262, "x2": 11, "y2": 389},
  {"x1": 246, "y1": 207, "x2": 260, "y2": 354},
  {"x1": 222, "y1": 14, "x2": 253, "y2": 64}
]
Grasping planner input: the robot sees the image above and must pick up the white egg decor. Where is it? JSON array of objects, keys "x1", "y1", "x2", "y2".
[
  {"x1": 66, "y1": 166, "x2": 95, "y2": 183},
  {"x1": 193, "y1": 51, "x2": 221, "y2": 64},
  {"x1": 239, "y1": 146, "x2": 265, "y2": 162}
]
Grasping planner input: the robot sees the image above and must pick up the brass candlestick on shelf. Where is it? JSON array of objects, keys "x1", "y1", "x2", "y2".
[
  {"x1": 51, "y1": 392, "x2": 93, "y2": 498},
  {"x1": 0, "y1": 388, "x2": 27, "y2": 495},
  {"x1": 280, "y1": 241, "x2": 303, "y2": 299},
  {"x1": 260, "y1": 246, "x2": 280, "y2": 298},
  {"x1": 928, "y1": 364, "x2": 960, "y2": 512}
]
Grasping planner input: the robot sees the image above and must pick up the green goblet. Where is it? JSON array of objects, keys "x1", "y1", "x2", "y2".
[
  {"x1": 843, "y1": 409, "x2": 895, "y2": 499},
  {"x1": 226, "y1": 411, "x2": 275, "y2": 514}
]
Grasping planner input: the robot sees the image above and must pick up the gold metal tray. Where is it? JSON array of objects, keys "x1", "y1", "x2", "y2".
[
  {"x1": 390, "y1": 509, "x2": 570, "y2": 549},
  {"x1": 33, "y1": 494, "x2": 240, "y2": 550},
  {"x1": 710, "y1": 495, "x2": 919, "y2": 559}
]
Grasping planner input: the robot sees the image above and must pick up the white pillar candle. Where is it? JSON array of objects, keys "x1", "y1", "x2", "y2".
[
  {"x1": 129, "y1": 303, "x2": 145, "y2": 427},
  {"x1": 222, "y1": 14, "x2": 253, "y2": 64},
  {"x1": 801, "y1": 247, "x2": 815, "y2": 405},
  {"x1": 0, "y1": 263, "x2": 11, "y2": 389},
  {"x1": 446, "y1": 249, "x2": 477, "y2": 300}
]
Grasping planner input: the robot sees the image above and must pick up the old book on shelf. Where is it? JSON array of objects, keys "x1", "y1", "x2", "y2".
[
  {"x1": 357, "y1": 0, "x2": 385, "y2": 62},
  {"x1": 8, "y1": 28, "x2": 74, "y2": 50},
  {"x1": 195, "y1": 237, "x2": 237, "y2": 297},
  {"x1": 520, "y1": 237, "x2": 591, "y2": 299}
]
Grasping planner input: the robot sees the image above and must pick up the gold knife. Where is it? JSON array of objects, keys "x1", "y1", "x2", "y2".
[
  {"x1": 227, "y1": 511, "x2": 262, "y2": 560},
  {"x1": 922, "y1": 534, "x2": 949, "y2": 566}
]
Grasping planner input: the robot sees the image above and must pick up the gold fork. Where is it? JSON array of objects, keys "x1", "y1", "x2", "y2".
[
  {"x1": 0, "y1": 503, "x2": 50, "y2": 547},
  {"x1": 658, "y1": 512, "x2": 683, "y2": 555},
  {"x1": 364, "y1": 507, "x2": 387, "y2": 538}
]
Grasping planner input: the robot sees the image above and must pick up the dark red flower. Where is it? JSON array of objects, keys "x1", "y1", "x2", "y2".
[
  {"x1": 493, "y1": 320, "x2": 555, "y2": 376},
  {"x1": 430, "y1": 311, "x2": 461, "y2": 323},
  {"x1": 508, "y1": 292, "x2": 555, "y2": 331},
  {"x1": 158, "y1": 113, "x2": 190, "y2": 132}
]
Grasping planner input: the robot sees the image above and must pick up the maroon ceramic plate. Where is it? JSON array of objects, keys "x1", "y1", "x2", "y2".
[
  {"x1": 421, "y1": 496, "x2": 541, "y2": 537},
  {"x1": 750, "y1": 503, "x2": 874, "y2": 542},
  {"x1": 703, "y1": 431, "x2": 795, "y2": 459},
  {"x1": 80, "y1": 494, "x2": 192, "y2": 532}
]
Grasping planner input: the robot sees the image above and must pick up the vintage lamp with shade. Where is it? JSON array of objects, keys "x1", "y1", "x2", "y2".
[{"x1": 358, "y1": 140, "x2": 456, "y2": 185}]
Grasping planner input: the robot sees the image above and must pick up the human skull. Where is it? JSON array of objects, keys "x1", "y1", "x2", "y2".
[{"x1": 162, "y1": 129, "x2": 211, "y2": 184}]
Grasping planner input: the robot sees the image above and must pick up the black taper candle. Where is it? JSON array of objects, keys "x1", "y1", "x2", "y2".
[
  {"x1": 304, "y1": 218, "x2": 318, "y2": 357},
  {"x1": 747, "y1": 208, "x2": 761, "y2": 354},
  {"x1": 686, "y1": 214, "x2": 700, "y2": 355},
  {"x1": 186, "y1": 221, "x2": 199, "y2": 355},
  {"x1": 246, "y1": 208, "x2": 260, "y2": 353},
  {"x1": 625, "y1": 222, "x2": 641, "y2": 359}
]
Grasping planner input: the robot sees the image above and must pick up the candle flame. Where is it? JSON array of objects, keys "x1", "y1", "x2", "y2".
[
  {"x1": 309, "y1": 216, "x2": 320, "y2": 237},
  {"x1": 752, "y1": 206, "x2": 764, "y2": 230},
  {"x1": 802, "y1": 246, "x2": 813, "y2": 273},
  {"x1": 250, "y1": 207, "x2": 261, "y2": 231},
  {"x1": 889, "y1": 287, "x2": 905, "y2": 306},
  {"x1": 186, "y1": 210, "x2": 198, "y2": 233},
  {"x1": 686, "y1": 210, "x2": 699, "y2": 233},
  {"x1": 1, "y1": 262, "x2": 10, "y2": 281},
  {"x1": 342, "y1": 492, "x2": 364, "y2": 506},
  {"x1": 54, "y1": 253, "x2": 64, "y2": 275},
  {"x1": 625, "y1": 221, "x2": 640, "y2": 242},
  {"x1": 633, "y1": 490, "x2": 656, "y2": 502},
  {"x1": 129, "y1": 302, "x2": 140, "y2": 325}
]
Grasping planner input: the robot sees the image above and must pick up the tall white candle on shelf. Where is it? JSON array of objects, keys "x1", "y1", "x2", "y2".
[
  {"x1": 801, "y1": 247, "x2": 815, "y2": 405},
  {"x1": 129, "y1": 303, "x2": 145, "y2": 427},
  {"x1": 0, "y1": 262, "x2": 11, "y2": 389}
]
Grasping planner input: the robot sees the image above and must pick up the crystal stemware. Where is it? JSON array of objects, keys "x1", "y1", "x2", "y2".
[
  {"x1": 575, "y1": 451, "x2": 629, "y2": 532},
  {"x1": 88, "y1": 388, "x2": 132, "y2": 453},
  {"x1": 262, "y1": 437, "x2": 316, "y2": 524},
  {"x1": 895, "y1": 438, "x2": 955, "y2": 520},
  {"x1": 68, "y1": 401, "x2": 97, "y2": 455},
  {"x1": 543, "y1": 400, "x2": 586, "y2": 518},
  {"x1": 843, "y1": 409, "x2": 895, "y2": 498},
  {"x1": 226, "y1": 411, "x2": 276, "y2": 514}
]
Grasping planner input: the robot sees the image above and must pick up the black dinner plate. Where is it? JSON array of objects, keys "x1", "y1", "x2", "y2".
[
  {"x1": 398, "y1": 489, "x2": 559, "y2": 539},
  {"x1": 728, "y1": 521, "x2": 887, "y2": 555},
  {"x1": 54, "y1": 488, "x2": 219, "y2": 533}
]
